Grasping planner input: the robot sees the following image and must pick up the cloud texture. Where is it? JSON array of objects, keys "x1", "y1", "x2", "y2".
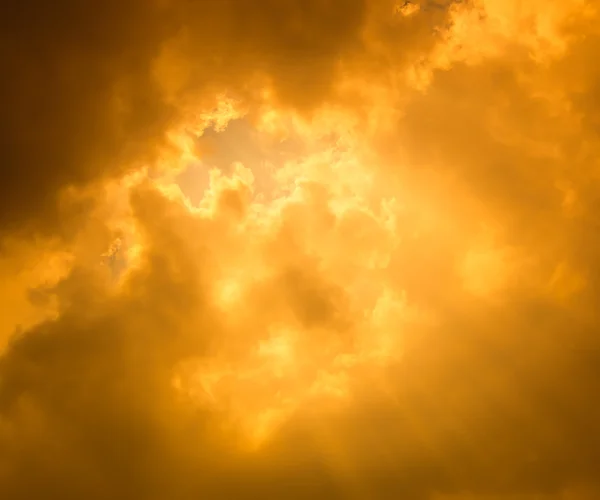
[{"x1": 2, "y1": 0, "x2": 600, "y2": 498}]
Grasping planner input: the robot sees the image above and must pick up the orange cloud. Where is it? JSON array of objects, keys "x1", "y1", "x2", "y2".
[{"x1": 2, "y1": 1, "x2": 600, "y2": 499}]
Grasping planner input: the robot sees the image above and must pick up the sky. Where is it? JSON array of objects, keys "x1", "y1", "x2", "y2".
[{"x1": 1, "y1": 0, "x2": 600, "y2": 498}]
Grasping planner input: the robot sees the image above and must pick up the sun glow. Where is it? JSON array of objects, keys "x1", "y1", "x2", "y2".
[
  {"x1": 153, "y1": 103, "x2": 448, "y2": 447},
  {"x1": 5, "y1": 1, "x2": 600, "y2": 496}
]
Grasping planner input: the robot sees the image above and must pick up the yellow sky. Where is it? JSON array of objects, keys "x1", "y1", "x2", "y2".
[{"x1": 2, "y1": 0, "x2": 600, "y2": 499}]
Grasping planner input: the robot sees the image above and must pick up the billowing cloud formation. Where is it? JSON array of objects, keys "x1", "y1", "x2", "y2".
[
  {"x1": 0, "y1": 0, "x2": 371, "y2": 236},
  {"x1": 2, "y1": 0, "x2": 600, "y2": 499}
]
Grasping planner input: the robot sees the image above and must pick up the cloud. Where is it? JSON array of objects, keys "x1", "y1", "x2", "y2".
[
  {"x1": 2, "y1": 0, "x2": 600, "y2": 499},
  {"x1": 0, "y1": 0, "x2": 374, "y2": 237}
]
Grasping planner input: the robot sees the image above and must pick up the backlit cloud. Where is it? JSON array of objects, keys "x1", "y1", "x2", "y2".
[{"x1": 2, "y1": 1, "x2": 600, "y2": 499}]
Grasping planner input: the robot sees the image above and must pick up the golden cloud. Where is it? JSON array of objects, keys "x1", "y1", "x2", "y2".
[{"x1": 2, "y1": 0, "x2": 600, "y2": 499}]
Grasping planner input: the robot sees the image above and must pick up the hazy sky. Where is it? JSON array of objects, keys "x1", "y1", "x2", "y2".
[{"x1": 2, "y1": 1, "x2": 600, "y2": 499}]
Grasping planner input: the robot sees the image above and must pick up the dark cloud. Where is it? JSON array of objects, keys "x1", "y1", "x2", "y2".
[{"x1": 0, "y1": 0, "x2": 176, "y2": 237}]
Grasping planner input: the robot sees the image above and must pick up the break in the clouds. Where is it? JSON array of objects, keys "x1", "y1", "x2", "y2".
[{"x1": 2, "y1": 0, "x2": 600, "y2": 499}]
